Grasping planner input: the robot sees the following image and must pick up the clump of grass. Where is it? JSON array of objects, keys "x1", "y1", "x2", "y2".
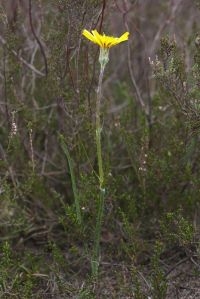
[{"x1": 59, "y1": 134, "x2": 82, "y2": 225}]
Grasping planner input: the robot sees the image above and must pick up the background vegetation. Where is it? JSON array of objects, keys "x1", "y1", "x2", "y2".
[{"x1": 0, "y1": 0, "x2": 200, "y2": 298}]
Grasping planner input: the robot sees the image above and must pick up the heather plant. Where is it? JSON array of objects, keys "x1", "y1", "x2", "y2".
[
  {"x1": 150, "y1": 241, "x2": 167, "y2": 299},
  {"x1": 160, "y1": 210, "x2": 194, "y2": 247}
]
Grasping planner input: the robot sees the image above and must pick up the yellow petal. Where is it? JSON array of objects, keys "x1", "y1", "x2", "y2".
[
  {"x1": 82, "y1": 29, "x2": 96, "y2": 44},
  {"x1": 109, "y1": 39, "x2": 120, "y2": 47},
  {"x1": 91, "y1": 30, "x2": 103, "y2": 47},
  {"x1": 101, "y1": 34, "x2": 109, "y2": 48},
  {"x1": 118, "y1": 32, "x2": 129, "y2": 42}
]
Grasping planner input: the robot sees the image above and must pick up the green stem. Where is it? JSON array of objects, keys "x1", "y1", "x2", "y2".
[
  {"x1": 91, "y1": 64, "x2": 106, "y2": 277},
  {"x1": 96, "y1": 65, "x2": 105, "y2": 189},
  {"x1": 91, "y1": 188, "x2": 105, "y2": 276}
]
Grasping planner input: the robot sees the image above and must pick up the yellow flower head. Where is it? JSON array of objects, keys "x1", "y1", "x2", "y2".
[{"x1": 82, "y1": 29, "x2": 129, "y2": 49}]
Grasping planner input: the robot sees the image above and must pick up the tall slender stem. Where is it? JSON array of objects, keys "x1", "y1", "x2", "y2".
[
  {"x1": 91, "y1": 61, "x2": 106, "y2": 277},
  {"x1": 96, "y1": 65, "x2": 105, "y2": 189}
]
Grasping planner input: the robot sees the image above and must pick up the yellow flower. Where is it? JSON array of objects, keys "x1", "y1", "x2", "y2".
[{"x1": 82, "y1": 29, "x2": 129, "y2": 49}]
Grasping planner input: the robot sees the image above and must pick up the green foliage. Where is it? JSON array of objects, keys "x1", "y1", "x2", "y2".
[
  {"x1": 0, "y1": 242, "x2": 12, "y2": 289},
  {"x1": 160, "y1": 210, "x2": 194, "y2": 247},
  {"x1": 0, "y1": 244, "x2": 39, "y2": 299},
  {"x1": 131, "y1": 268, "x2": 146, "y2": 299},
  {"x1": 59, "y1": 133, "x2": 82, "y2": 225},
  {"x1": 150, "y1": 242, "x2": 167, "y2": 299}
]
